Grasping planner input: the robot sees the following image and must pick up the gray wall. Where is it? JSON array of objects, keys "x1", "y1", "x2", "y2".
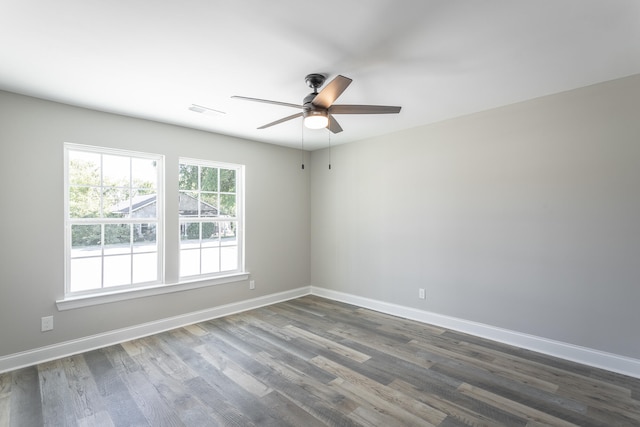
[
  {"x1": 0, "y1": 91, "x2": 310, "y2": 357},
  {"x1": 2, "y1": 73, "x2": 639, "y2": 362},
  {"x1": 310, "y1": 74, "x2": 640, "y2": 359}
]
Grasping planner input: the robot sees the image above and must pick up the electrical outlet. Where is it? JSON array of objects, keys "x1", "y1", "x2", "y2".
[
  {"x1": 41, "y1": 316, "x2": 54, "y2": 332},
  {"x1": 418, "y1": 288, "x2": 426, "y2": 300},
  {"x1": 249, "y1": 280, "x2": 255, "y2": 290}
]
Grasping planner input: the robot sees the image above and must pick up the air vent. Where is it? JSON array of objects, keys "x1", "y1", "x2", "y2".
[{"x1": 188, "y1": 104, "x2": 225, "y2": 116}]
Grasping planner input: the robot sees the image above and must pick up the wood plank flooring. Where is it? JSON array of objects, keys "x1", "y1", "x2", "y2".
[{"x1": 1, "y1": 295, "x2": 639, "y2": 426}]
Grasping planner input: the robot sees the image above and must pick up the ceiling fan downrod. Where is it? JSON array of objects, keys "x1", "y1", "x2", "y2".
[{"x1": 305, "y1": 73, "x2": 326, "y2": 93}]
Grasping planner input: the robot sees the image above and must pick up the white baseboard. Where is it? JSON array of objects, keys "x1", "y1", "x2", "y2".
[
  {"x1": 310, "y1": 286, "x2": 640, "y2": 379},
  {"x1": 3, "y1": 285, "x2": 639, "y2": 379},
  {"x1": 0, "y1": 286, "x2": 311, "y2": 374}
]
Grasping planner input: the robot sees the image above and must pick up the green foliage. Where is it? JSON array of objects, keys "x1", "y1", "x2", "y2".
[
  {"x1": 69, "y1": 186, "x2": 101, "y2": 218},
  {"x1": 203, "y1": 222, "x2": 216, "y2": 239},
  {"x1": 105, "y1": 224, "x2": 130, "y2": 245},
  {"x1": 179, "y1": 164, "x2": 237, "y2": 217},
  {"x1": 183, "y1": 222, "x2": 200, "y2": 239},
  {"x1": 135, "y1": 180, "x2": 155, "y2": 194},
  {"x1": 69, "y1": 155, "x2": 156, "y2": 247},
  {"x1": 71, "y1": 224, "x2": 101, "y2": 247},
  {"x1": 69, "y1": 157, "x2": 100, "y2": 185},
  {"x1": 220, "y1": 194, "x2": 236, "y2": 216},
  {"x1": 220, "y1": 169, "x2": 236, "y2": 192},
  {"x1": 181, "y1": 222, "x2": 235, "y2": 241},
  {"x1": 201, "y1": 167, "x2": 218, "y2": 191},
  {"x1": 179, "y1": 164, "x2": 199, "y2": 190}
]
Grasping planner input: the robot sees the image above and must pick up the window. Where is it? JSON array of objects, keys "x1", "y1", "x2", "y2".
[
  {"x1": 63, "y1": 144, "x2": 246, "y2": 305},
  {"x1": 179, "y1": 158, "x2": 243, "y2": 278},
  {"x1": 64, "y1": 144, "x2": 163, "y2": 295}
]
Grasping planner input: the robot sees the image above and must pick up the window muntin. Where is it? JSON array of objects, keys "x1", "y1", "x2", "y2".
[
  {"x1": 65, "y1": 145, "x2": 163, "y2": 295},
  {"x1": 179, "y1": 159, "x2": 243, "y2": 279}
]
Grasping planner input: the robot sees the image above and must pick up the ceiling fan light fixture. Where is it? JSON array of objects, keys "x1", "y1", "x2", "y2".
[{"x1": 303, "y1": 110, "x2": 329, "y2": 129}]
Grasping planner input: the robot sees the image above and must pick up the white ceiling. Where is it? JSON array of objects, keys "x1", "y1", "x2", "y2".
[{"x1": 1, "y1": 1, "x2": 639, "y2": 151}]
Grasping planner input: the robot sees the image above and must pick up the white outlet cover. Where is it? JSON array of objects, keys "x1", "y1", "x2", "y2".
[{"x1": 41, "y1": 316, "x2": 54, "y2": 331}]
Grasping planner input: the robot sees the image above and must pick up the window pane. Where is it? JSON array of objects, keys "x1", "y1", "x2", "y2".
[
  {"x1": 220, "y1": 169, "x2": 236, "y2": 192},
  {"x1": 133, "y1": 253, "x2": 157, "y2": 283},
  {"x1": 201, "y1": 167, "x2": 218, "y2": 191},
  {"x1": 180, "y1": 249, "x2": 200, "y2": 276},
  {"x1": 220, "y1": 194, "x2": 236, "y2": 216},
  {"x1": 201, "y1": 193, "x2": 218, "y2": 217},
  {"x1": 71, "y1": 224, "x2": 101, "y2": 252},
  {"x1": 70, "y1": 257, "x2": 102, "y2": 292},
  {"x1": 221, "y1": 229, "x2": 237, "y2": 246},
  {"x1": 133, "y1": 223, "x2": 156, "y2": 252},
  {"x1": 69, "y1": 187, "x2": 101, "y2": 218},
  {"x1": 104, "y1": 224, "x2": 131, "y2": 255},
  {"x1": 104, "y1": 187, "x2": 132, "y2": 218},
  {"x1": 179, "y1": 192, "x2": 200, "y2": 217},
  {"x1": 69, "y1": 151, "x2": 100, "y2": 186},
  {"x1": 202, "y1": 247, "x2": 220, "y2": 274},
  {"x1": 180, "y1": 222, "x2": 200, "y2": 243},
  {"x1": 103, "y1": 154, "x2": 130, "y2": 186},
  {"x1": 132, "y1": 158, "x2": 157, "y2": 189},
  {"x1": 104, "y1": 255, "x2": 131, "y2": 287},
  {"x1": 218, "y1": 221, "x2": 236, "y2": 238},
  {"x1": 122, "y1": 191, "x2": 157, "y2": 218},
  {"x1": 202, "y1": 222, "x2": 218, "y2": 247},
  {"x1": 220, "y1": 246, "x2": 238, "y2": 271},
  {"x1": 179, "y1": 164, "x2": 198, "y2": 190}
]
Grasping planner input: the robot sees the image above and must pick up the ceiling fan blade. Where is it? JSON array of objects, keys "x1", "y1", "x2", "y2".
[
  {"x1": 327, "y1": 115, "x2": 343, "y2": 134},
  {"x1": 257, "y1": 112, "x2": 303, "y2": 129},
  {"x1": 329, "y1": 104, "x2": 402, "y2": 114},
  {"x1": 311, "y1": 75, "x2": 353, "y2": 109},
  {"x1": 232, "y1": 96, "x2": 302, "y2": 110}
]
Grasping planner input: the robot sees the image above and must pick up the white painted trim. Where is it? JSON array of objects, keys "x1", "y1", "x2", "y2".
[
  {"x1": 0, "y1": 286, "x2": 310, "y2": 374},
  {"x1": 5, "y1": 285, "x2": 639, "y2": 380},
  {"x1": 310, "y1": 286, "x2": 640, "y2": 379},
  {"x1": 57, "y1": 273, "x2": 250, "y2": 311}
]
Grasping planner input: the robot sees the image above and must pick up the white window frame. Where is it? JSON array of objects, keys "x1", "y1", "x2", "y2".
[
  {"x1": 58, "y1": 145, "x2": 248, "y2": 311},
  {"x1": 63, "y1": 143, "x2": 164, "y2": 297},
  {"x1": 178, "y1": 157, "x2": 245, "y2": 280}
]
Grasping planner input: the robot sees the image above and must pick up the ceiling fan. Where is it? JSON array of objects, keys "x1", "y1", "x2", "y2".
[{"x1": 232, "y1": 74, "x2": 401, "y2": 133}]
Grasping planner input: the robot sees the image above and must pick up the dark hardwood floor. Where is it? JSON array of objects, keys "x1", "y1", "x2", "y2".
[{"x1": 1, "y1": 295, "x2": 639, "y2": 426}]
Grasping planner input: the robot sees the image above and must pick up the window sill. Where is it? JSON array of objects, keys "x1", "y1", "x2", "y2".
[{"x1": 56, "y1": 272, "x2": 250, "y2": 311}]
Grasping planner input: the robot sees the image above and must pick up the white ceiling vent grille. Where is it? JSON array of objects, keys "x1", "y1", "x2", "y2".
[{"x1": 188, "y1": 104, "x2": 225, "y2": 116}]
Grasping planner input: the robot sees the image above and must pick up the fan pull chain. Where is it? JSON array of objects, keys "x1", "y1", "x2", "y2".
[
  {"x1": 301, "y1": 121, "x2": 305, "y2": 170},
  {"x1": 328, "y1": 129, "x2": 332, "y2": 170}
]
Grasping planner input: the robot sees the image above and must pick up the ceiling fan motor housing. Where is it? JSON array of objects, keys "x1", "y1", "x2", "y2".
[
  {"x1": 303, "y1": 109, "x2": 327, "y2": 119},
  {"x1": 303, "y1": 93, "x2": 319, "y2": 109}
]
